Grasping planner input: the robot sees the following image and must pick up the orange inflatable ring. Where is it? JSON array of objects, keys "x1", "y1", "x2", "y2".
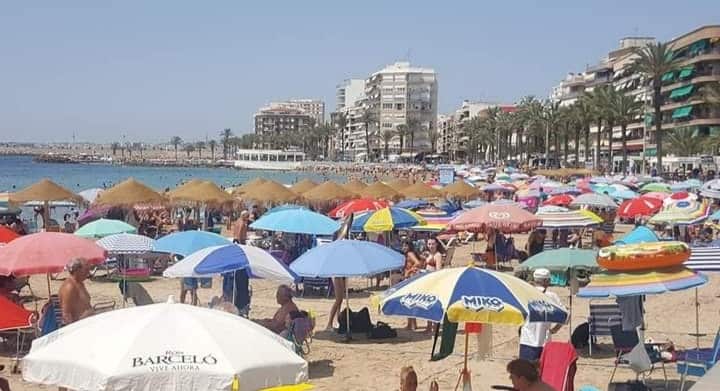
[{"x1": 597, "y1": 241, "x2": 690, "y2": 271}]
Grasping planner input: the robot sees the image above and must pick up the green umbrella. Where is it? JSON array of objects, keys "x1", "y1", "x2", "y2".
[
  {"x1": 640, "y1": 182, "x2": 671, "y2": 193},
  {"x1": 520, "y1": 248, "x2": 599, "y2": 271},
  {"x1": 75, "y1": 218, "x2": 136, "y2": 239}
]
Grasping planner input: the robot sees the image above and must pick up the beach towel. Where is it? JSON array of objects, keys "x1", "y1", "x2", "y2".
[{"x1": 431, "y1": 315, "x2": 458, "y2": 361}]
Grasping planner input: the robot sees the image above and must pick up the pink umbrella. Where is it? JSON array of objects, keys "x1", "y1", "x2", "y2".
[
  {"x1": 446, "y1": 203, "x2": 542, "y2": 233},
  {"x1": 643, "y1": 192, "x2": 669, "y2": 201},
  {"x1": 0, "y1": 232, "x2": 107, "y2": 276}
]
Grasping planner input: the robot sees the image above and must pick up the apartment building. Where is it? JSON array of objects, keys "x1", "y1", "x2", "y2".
[
  {"x1": 336, "y1": 79, "x2": 366, "y2": 110},
  {"x1": 253, "y1": 103, "x2": 314, "y2": 147},
  {"x1": 274, "y1": 99, "x2": 325, "y2": 125}
]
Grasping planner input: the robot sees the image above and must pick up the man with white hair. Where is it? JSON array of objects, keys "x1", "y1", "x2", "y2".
[
  {"x1": 58, "y1": 258, "x2": 94, "y2": 325},
  {"x1": 518, "y1": 268, "x2": 564, "y2": 362}
]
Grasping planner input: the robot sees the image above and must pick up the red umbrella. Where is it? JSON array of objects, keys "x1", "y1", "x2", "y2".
[
  {"x1": 0, "y1": 232, "x2": 107, "y2": 276},
  {"x1": 0, "y1": 295, "x2": 33, "y2": 331},
  {"x1": 328, "y1": 199, "x2": 389, "y2": 219},
  {"x1": 446, "y1": 203, "x2": 541, "y2": 233},
  {"x1": 618, "y1": 197, "x2": 663, "y2": 218},
  {"x1": 0, "y1": 226, "x2": 20, "y2": 244},
  {"x1": 543, "y1": 194, "x2": 575, "y2": 207},
  {"x1": 642, "y1": 192, "x2": 669, "y2": 201}
]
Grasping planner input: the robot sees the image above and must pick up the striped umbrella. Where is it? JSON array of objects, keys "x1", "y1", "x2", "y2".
[
  {"x1": 351, "y1": 207, "x2": 426, "y2": 233},
  {"x1": 97, "y1": 233, "x2": 156, "y2": 255},
  {"x1": 648, "y1": 199, "x2": 710, "y2": 226},
  {"x1": 686, "y1": 246, "x2": 720, "y2": 272},
  {"x1": 577, "y1": 266, "x2": 708, "y2": 298},
  {"x1": 535, "y1": 209, "x2": 600, "y2": 228}
]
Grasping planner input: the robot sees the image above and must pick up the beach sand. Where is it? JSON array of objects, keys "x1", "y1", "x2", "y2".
[{"x1": 3, "y1": 225, "x2": 718, "y2": 390}]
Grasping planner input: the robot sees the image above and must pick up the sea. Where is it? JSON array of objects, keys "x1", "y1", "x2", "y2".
[{"x1": 0, "y1": 155, "x2": 344, "y2": 192}]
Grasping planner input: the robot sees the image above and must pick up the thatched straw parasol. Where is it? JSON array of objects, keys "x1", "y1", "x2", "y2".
[
  {"x1": 401, "y1": 182, "x2": 443, "y2": 200},
  {"x1": 442, "y1": 180, "x2": 480, "y2": 200},
  {"x1": 386, "y1": 179, "x2": 411, "y2": 191},
  {"x1": 343, "y1": 179, "x2": 367, "y2": 193},
  {"x1": 232, "y1": 178, "x2": 267, "y2": 196},
  {"x1": 290, "y1": 179, "x2": 318, "y2": 194},
  {"x1": 303, "y1": 181, "x2": 356, "y2": 203},
  {"x1": 360, "y1": 182, "x2": 401, "y2": 201},
  {"x1": 94, "y1": 178, "x2": 165, "y2": 206},
  {"x1": 168, "y1": 181, "x2": 233, "y2": 204},
  {"x1": 241, "y1": 181, "x2": 301, "y2": 204},
  {"x1": 9, "y1": 179, "x2": 83, "y2": 229},
  {"x1": 166, "y1": 179, "x2": 203, "y2": 196}
]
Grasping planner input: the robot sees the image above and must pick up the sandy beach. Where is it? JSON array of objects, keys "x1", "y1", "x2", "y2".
[{"x1": 3, "y1": 224, "x2": 718, "y2": 390}]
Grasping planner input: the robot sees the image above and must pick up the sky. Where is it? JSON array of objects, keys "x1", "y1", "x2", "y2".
[{"x1": 1, "y1": 1, "x2": 719, "y2": 143}]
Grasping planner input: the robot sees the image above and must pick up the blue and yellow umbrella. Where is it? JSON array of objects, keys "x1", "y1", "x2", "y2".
[
  {"x1": 381, "y1": 266, "x2": 568, "y2": 325},
  {"x1": 350, "y1": 207, "x2": 426, "y2": 233}
]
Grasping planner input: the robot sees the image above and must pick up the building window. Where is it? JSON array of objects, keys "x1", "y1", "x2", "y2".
[
  {"x1": 396, "y1": 87, "x2": 405, "y2": 93},
  {"x1": 382, "y1": 103, "x2": 393, "y2": 109},
  {"x1": 396, "y1": 103, "x2": 404, "y2": 110},
  {"x1": 382, "y1": 122, "x2": 393, "y2": 128}
]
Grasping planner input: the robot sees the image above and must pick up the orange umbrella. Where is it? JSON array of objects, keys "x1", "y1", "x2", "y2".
[
  {"x1": 94, "y1": 178, "x2": 165, "y2": 206},
  {"x1": 290, "y1": 179, "x2": 318, "y2": 194},
  {"x1": 360, "y1": 182, "x2": 401, "y2": 201},
  {"x1": 241, "y1": 181, "x2": 301, "y2": 204},
  {"x1": 303, "y1": 181, "x2": 356, "y2": 202},
  {"x1": 401, "y1": 182, "x2": 442, "y2": 200},
  {"x1": 343, "y1": 179, "x2": 367, "y2": 193}
]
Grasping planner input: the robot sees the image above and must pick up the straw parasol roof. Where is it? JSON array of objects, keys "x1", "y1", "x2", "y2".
[
  {"x1": 401, "y1": 182, "x2": 443, "y2": 200},
  {"x1": 232, "y1": 177, "x2": 267, "y2": 196},
  {"x1": 168, "y1": 181, "x2": 233, "y2": 204},
  {"x1": 386, "y1": 179, "x2": 411, "y2": 191},
  {"x1": 303, "y1": 181, "x2": 356, "y2": 202},
  {"x1": 241, "y1": 181, "x2": 301, "y2": 204},
  {"x1": 166, "y1": 179, "x2": 203, "y2": 197},
  {"x1": 9, "y1": 179, "x2": 82, "y2": 204},
  {"x1": 343, "y1": 179, "x2": 367, "y2": 193},
  {"x1": 360, "y1": 182, "x2": 401, "y2": 201},
  {"x1": 442, "y1": 180, "x2": 480, "y2": 200},
  {"x1": 94, "y1": 178, "x2": 165, "y2": 206},
  {"x1": 290, "y1": 179, "x2": 318, "y2": 194}
]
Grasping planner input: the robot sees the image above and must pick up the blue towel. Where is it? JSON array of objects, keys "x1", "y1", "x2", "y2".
[{"x1": 41, "y1": 302, "x2": 59, "y2": 335}]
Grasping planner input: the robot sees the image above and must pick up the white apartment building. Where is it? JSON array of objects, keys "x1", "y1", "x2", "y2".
[
  {"x1": 269, "y1": 99, "x2": 325, "y2": 125},
  {"x1": 336, "y1": 79, "x2": 366, "y2": 110}
]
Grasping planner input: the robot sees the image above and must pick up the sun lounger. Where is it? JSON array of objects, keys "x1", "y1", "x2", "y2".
[
  {"x1": 676, "y1": 328, "x2": 720, "y2": 391},
  {"x1": 587, "y1": 301, "x2": 621, "y2": 356}
]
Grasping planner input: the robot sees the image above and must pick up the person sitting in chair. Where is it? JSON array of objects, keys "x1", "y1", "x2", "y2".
[{"x1": 258, "y1": 285, "x2": 298, "y2": 333}]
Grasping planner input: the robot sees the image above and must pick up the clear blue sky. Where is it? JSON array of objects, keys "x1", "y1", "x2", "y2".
[{"x1": 1, "y1": 1, "x2": 718, "y2": 143}]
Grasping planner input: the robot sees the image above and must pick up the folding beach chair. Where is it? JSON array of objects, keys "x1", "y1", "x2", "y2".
[
  {"x1": 677, "y1": 328, "x2": 720, "y2": 391},
  {"x1": 285, "y1": 312, "x2": 315, "y2": 357},
  {"x1": 609, "y1": 325, "x2": 668, "y2": 386},
  {"x1": 587, "y1": 301, "x2": 621, "y2": 356},
  {"x1": 300, "y1": 278, "x2": 332, "y2": 298},
  {"x1": 539, "y1": 341, "x2": 578, "y2": 391}
]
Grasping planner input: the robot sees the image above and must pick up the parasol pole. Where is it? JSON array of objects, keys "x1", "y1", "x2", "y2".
[
  {"x1": 46, "y1": 273, "x2": 51, "y2": 298},
  {"x1": 454, "y1": 325, "x2": 472, "y2": 391},
  {"x1": 695, "y1": 287, "x2": 700, "y2": 349}
]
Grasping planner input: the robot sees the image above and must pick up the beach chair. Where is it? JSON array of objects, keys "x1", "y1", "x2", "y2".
[
  {"x1": 676, "y1": 328, "x2": 720, "y2": 391},
  {"x1": 300, "y1": 277, "x2": 332, "y2": 298},
  {"x1": 608, "y1": 325, "x2": 668, "y2": 386},
  {"x1": 587, "y1": 301, "x2": 622, "y2": 356},
  {"x1": 442, "y1": 246, "x2": 455, "y2": 267},
  {"x1": 119, "y1": 281, "x2": 154, "y2": 306},
  {"x1": 538, "y1": 341, "x2": 578, "y2": 391},
  {"x1": 285, "y1": 312, "x2": 315, "y2": 357}
]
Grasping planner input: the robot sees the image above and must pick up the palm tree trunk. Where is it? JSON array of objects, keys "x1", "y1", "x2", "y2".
[
  {"x1": 654, "y1": 84, "x2": 664, "y2": 175},
  {"x1": 365, "y1": 125, "x2": 371, "y2": 162},
  {"x1": 544, "y1": 123, "x2": 550, "y2": 168},
  {"x1": 608, "y1": 121, "x2": 615, "y2": 173},
  {"x1": 595, "y1": 119, "x2": 602, "y2": 171},
  {"x1": 563, "y1": 127, "x2": 569, "y2": 166},
  {"x1": 621, "y1": 123, "x2": 628, "y2": 174},
  {"x1": 584, "y1": 125, "x2": 590, "y2": 163},
  {"x1": 574, "y1": 127, "x2": 581, "y2": 168}
]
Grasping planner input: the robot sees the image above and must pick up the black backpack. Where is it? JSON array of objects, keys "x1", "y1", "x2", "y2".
[
  {"x1": 368, "y1": 321, "x2": 397, "y2": 339},
  {"x1": 337, "y1": 307, "x2": 372, "y2": 334},
  {"x1": 571, "y1": 322, "x2": 590, "y2": 349}
]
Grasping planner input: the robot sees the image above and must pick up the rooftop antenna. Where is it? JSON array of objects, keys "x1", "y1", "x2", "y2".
[{"x1": 405, "y1": 48, "x2": 412, "y2": 63}]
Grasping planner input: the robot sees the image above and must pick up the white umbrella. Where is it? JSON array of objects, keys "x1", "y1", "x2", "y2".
[
  {"x1": 163, "y1": 244, "x2": 297, "y2": 284},
  {"x1": 23, "y1": 297, "x2": 308, "y2": 391},
  {"x1": 97, "y1": 233, "x2": 156, "y2": 255}
]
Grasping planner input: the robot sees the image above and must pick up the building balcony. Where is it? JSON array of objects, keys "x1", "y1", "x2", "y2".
[{"x1": 661, "y1": 74, "x2": 720, "y2": 93}]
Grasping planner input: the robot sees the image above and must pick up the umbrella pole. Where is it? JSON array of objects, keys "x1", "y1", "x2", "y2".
[
  {"x1": 46, "y1": 273, "x2": 51, "y2": 298},
  {"x1": 695, "y1": 287, "x2": 700, "y2": 349},
  {"x1": 454, "y1": 328, "x2": 472, "y2": 391},
  {"x1": 345, "y1": 280, "x2": 351, "y2": 342},
  {"x1": 43, "y1": 200, "x2": 49, "y2": 230}
]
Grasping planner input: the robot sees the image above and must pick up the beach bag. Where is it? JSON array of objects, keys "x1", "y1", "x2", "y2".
[
  {"x1": 571, "y1": 322, "x2": 590, "y2": 349},
  {"x1": 338, "y1": 307, "x2": 372, "y2": 334},
  {"x1": 368, "y1": 321, "x2": 397, "y2": 339}
]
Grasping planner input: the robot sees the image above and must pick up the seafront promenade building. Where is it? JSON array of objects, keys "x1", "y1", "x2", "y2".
[
  {"x1": 253, "y1": 103, "x2": 314, "y2": 148},
  {"x1": 436, "y1": 101, "x2": 515, "y2": 161}
]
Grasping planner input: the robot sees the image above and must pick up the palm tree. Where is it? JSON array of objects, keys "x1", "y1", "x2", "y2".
[
  {"x1": 208, "y1": 140, "x2": 217, "y2": 161},
  {"x1": 334, "y1": 113, "x2": 348, "y2": 160},
  {"x1": 358, "y1": 111, "x2": 377, "y2": 161},
  {"x1": 183, "y1": 143, "x2": 195, "y2": 158},
  {"x1": 665, "y1": 127, "x2": 709, "y2": 156},
  {"x1": 702, "y1": 81, "x2": 720, "y2": 108},
  {"x1": 572, "y1": 97, "x2": 593, "y2": 165},
  {"x1": 609, "y1": 89, "x2": 643, "y2": 173},
  {"x1": 427, "y1": 125, "x2": 440, "y2": 154},
  {"x1": 396, "y1": 124, "x2": 409, "y2": 155},
  {"x1": 170, "y1": 136, "x2": 183, "y2": 161},
  {"x1": 517, "y1": 96, "x2": 542, "y2": 164},
  {"x1": 406, "y1": 117, "x2": 421, "y2": 155},
  {"x1": 380, "y1": 129, "x2": 395, "y2": 160},
  {"x1": 220, "y1": 128, "x2": 233, "y2": 160},
  {"x1": 631, "y1": 42, "x2": 681, "y2": 175},
  {"x1": 540, "y1": 100, "x2": 561, "y2": 168},
  {"x1": 111, "y1": 142, "x2": 120, "y2": 156},
  {"x1": 585, "y1": 86, "x2": 611, "y2": 170},
  {"x1": 195, "y1": 141, "x2": 205, "y2": 158}
]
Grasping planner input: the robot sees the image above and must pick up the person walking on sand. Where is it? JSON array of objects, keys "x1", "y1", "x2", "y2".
[
  {"x1": 518, "y1": 268, "x2": 564, "y2": 362},
  {"x1": 232, "y1": 210, "x2": 249, "y2": 244}
]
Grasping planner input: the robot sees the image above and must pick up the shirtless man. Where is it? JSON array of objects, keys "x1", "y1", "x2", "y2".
[
  {"x1": 259, "y1": 285, "x2": 298, "y2": 333},
  {"x1": 232, "y1": 210, "x2": 249, "y2": 244},
  {"x1": 58, "y1": 258, "x2": 94, "y2": 325}
]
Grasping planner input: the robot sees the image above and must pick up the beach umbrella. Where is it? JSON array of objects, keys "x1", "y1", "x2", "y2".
[
  {"x1": 358, "y1": 182, "x2": 400, "y2": 200},
  {"x1": 266, "y1": 204, "x2": 307, "y2": 215},
  {"x1": 395, "y1": 199, "x2": 431, "y2": 210},
  {"x1": 543, "y1": 194, "x2": 574, "y2": 207},
  {"x1": 519, "y1": 248, "x2": 599, "y2": 272},
  {"x1": 664, "y1": 190, "x2": 698, "y2": 206},
  {"x1": 446, "y1": 203, "x2": 541, "y2": 233},
  {"x1": 168, "y1": 181, "x2": 233, "y2": 204},
  {"x1": 534, "y1": 210, "x2": 600, "y2": 228},
  {"x1": 614, "y1": 226, "x2": 659, "y2": 245},
  {"x1": 232, "y1": 177, "x2": 268, "y2": 196},
  {"x1": 153, "y1": 231, "x2": 231, "y2": 257},
  {"x1": 0, "y1": 295, "x2": 33, "y2": 332},
  {"x1": 569, "y1": 193, "x2": 617, "y2": 209},
  {"x1": 74, "y1": 218, "x2": 137, "y2": 239},
  {"x1": 0, "y1": 232, "x2": 107, "y2": 276},
  {"x1": 400, "y1": 182, "x2": 442, "y2": 200},
  {"x1": 612, "y1": 189, "x2": 639, "y2": 200},
  {"x1": 0, "y1": 226, "x2": 20, "y2": 244},
  {"x1": 327, "y1": 199, "x2": 389, "y2": 219},
  {"x1": 642, "y1": 192, "x2": 669, "y2": 201},
  {"x1": 648, "y1": 199, "x2": 710, "y2": 226},
  {"x1": 9, "y1": 179, "x2": 83, "y2": 228},
  {"x1": 167, "y1": 179, "x2": 203, "y2": 196},
  {"x1": 442, "y1": 180, "x2": 479, "y2": 200},
  {"x1": 289, "y1": 179, "x2": 318, "y2": 194},
  {"x1": 241, "y1": 181, "x2": 301, "y2": 204},
  {"x1": 409, "y1": 212, "x2": 459, "y2": 233},
  {"x1": 709, "y1": 209, "x2": 720, "y2": 221},
  {"x1": 163, "y1": 244, "x2": 296, "y2": 284},
  {"x1": 302, "y1": 181, "x2": 356, "y2": 202},
  {"x1": 386, "y1": 179, "x2": 410, "y2": 191},
  {"x1": 537, "y1": 205, "x2": 568, "y2": 213},
  {"x1": 250, "y1": 209, "x2": 340, "y2": 236},
  {"x1": 78, "y1": 188, "x2": 104, "y2": 203},
  {"x1": 97, "y1": 233, "x2": 156, "y2": 255},
  {"x1": 549, "y1": 186, "x2": 582, "y2": 195},
  {"x1": 617, "y1": 197, "x2": 663, "y2": 219},
  {"x1": 481, "y1": 183, "x2": 506, "y2": 192},
  {"x1": 577, "y1": 266, "x2": 708, "y2": 298},
  {"x1": 462, "y1": 199, "x2": 487, "y2": 209},
  {"x1": 94, "y1": 178, "x2": 165, "y2": 206},
  {"x1": 683, "y1": 246, "x2": 720, "y2": 348},
  {"x1": 22, "y1": 297, "x2": 308, "y2": 391},
  {"x1": 342, "y1": 179, "x2": 367, "y2": 194},
  {"x1": 350, "y1": 207, "x2": 426, "y2": 233},
  {"x1": 640, "y1": 182, "x2": 671, "y2": 193}
]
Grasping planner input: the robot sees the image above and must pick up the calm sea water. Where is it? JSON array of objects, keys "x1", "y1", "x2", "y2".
[{"x1": 0, "y1": 155, "x2": 343, "y2": 192}]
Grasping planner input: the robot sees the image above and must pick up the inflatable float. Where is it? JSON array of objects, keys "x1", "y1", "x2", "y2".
[{"x1": 597, "y1": 241, "x2": 690, "y2": 271}]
